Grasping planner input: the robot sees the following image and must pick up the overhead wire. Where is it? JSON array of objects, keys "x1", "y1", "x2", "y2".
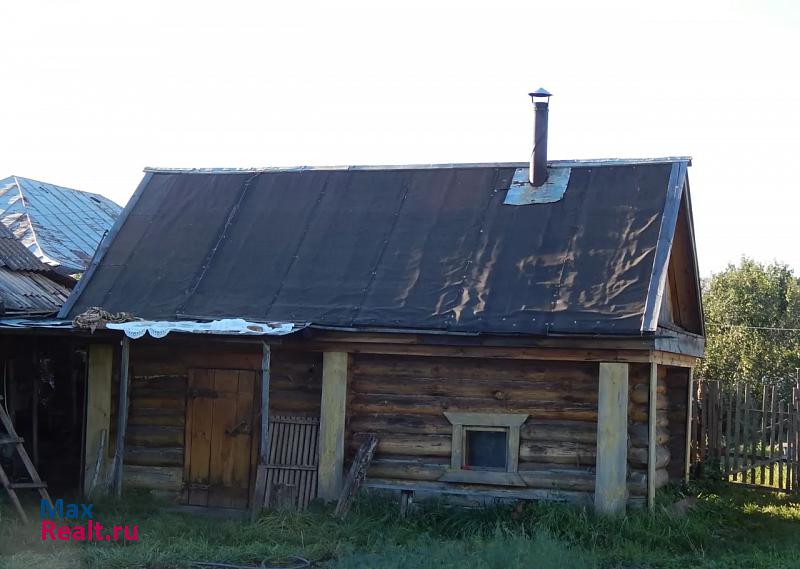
[{"x1": 706, "y1": 322, "x2": 800, "y2": 332}]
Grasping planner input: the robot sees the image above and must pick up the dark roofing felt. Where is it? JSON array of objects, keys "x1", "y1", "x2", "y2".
[
  {"x1": 61, "y1": 159, "x2": 691, "y2": 335},
  {"x1": 0, "y1": 223, "x2": 72, "y2": 314}
]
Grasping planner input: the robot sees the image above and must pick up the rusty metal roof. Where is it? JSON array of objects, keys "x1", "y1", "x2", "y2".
[
  {"x1": 0, "y1": 176, "x2": 122, "y2": 274},
  {"x1": 0, "y1": 221, "x2": 48, "y2": 271},
  {"x1": 0, "y1": 223, "x2": 72, "y2": 315}
]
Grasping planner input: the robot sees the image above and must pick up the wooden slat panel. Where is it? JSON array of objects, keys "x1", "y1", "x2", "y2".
[{"x1": 263, "y1": 415, "x2": 320, "y2": 510}]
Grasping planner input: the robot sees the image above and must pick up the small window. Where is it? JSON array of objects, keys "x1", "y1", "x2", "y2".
[
  {"x1": 440, "y1": 412, "x2": 528, "y2": 486},
  {"x1": 464, "y1": 428, "x2": 507, "y2": 470}
]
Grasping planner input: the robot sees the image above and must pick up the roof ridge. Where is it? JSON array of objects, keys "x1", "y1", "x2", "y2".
[
  {"x1": 143, "y1": 156, "x2": 692, "y2": 175},
  {"x1": 5, "y1": 175, "x2": 119, "y2": 204}
]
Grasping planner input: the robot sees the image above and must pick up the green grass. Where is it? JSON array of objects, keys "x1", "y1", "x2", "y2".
[{"x1": 1, "y1": 483, "x2": 799, "y2": 569}]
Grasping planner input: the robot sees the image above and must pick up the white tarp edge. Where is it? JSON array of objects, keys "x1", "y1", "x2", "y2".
[{"x1": 106, "y1": 318, "x2": 298, "y2": 339}]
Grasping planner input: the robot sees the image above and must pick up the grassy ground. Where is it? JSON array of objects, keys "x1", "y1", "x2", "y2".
[{"x1": 1, "y1": 482, "x2": 798, "y2": 569}]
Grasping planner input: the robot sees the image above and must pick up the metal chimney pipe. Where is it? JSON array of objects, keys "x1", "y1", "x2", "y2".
[{"x1": 529, "y1": 88, "x2": 552, "y2": 186}]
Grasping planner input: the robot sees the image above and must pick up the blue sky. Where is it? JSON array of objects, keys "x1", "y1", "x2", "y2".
[{"x1": 1, "y1": 0, "x2": 798, "y2": 276}]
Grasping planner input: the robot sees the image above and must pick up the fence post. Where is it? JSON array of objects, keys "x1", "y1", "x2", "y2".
[
  {"x1": 684, "y1": 369, "x2": 694, "y2": 482},
  {"x1": 724, "y1": 383, "x2": 734, "y2": 479}
]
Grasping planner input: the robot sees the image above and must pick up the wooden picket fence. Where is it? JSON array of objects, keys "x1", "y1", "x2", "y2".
[{"x1": 692, "y1": 379, "x2": 800, "y2": 493}]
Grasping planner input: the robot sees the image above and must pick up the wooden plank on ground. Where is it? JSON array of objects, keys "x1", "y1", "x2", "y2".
[{"x1": 335, "y1": 434, "x2": 378, "y2": 518}]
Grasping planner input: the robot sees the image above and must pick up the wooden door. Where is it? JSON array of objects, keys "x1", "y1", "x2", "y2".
[{"x1": 185, "y1": 369, "x2": 257, "y2": 509}]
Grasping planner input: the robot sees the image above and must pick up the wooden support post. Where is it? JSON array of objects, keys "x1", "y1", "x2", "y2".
[
  {"x1": 647, "y1": 362, "x2": 657, "y2": 510},
  {"x1": 251, "y1": 342, "x2": 271, "y2": 521},
  {"x1": 684, "y1": 368, "x2": 694, "y2": 482},
  {"x1": 84, "y1": 344, "x2": 113, "y2": 496},
  {"x1": 318, "y1": 352, "x2": 349, "y2": 502},
  {"x1": 595, "y1": 362, "x2": 629, "y2": 516},
  {"x1": 31, "y1": 349, "x2": 39, "y2": 469},
  {"x1": 399, "y1": 490, "x2": 413, "y2": 517},
  {"x1": 112, "y1": 337, "x2": 130, "y2": 497}
]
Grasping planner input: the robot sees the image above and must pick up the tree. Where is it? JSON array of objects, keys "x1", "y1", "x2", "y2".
[{"x1": 699, "y1": 258, "x2": 800, "y2": 394}]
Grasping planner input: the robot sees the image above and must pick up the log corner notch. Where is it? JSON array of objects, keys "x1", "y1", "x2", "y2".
[
  {"x1": 595, "y1": 362, "x2": 629, "y2": 516},
  {"x1": 318, "y1": 352, "x2": 350, "y2": 501}
]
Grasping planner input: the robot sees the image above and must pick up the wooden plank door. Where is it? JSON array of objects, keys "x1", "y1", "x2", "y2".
[{"x1": 185, "y1": 369, "x2": 256, "y2": 509}]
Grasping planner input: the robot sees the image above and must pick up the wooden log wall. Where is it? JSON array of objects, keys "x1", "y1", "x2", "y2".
[
  {"x1": 665, "y1": 367, "x2": 689, "y2": 479},
  {"x1": 108, "y1": 340, "x2": 322, "y2": 498},
  {"x1": 628, "y1": 364, "x2": 670, "y2": 495},
  {"x1": 346, "y1": 354, "x2": 602, "y2": 498}
]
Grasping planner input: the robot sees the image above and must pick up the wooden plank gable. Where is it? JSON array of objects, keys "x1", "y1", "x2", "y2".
[{"x1": 662, "y1": 188, "x2": 703, "y2": 335}]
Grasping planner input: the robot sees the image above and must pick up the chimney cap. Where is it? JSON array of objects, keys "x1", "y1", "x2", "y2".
[{"x1": 528, "y1": 88, "x2": 552, "y2": 100}]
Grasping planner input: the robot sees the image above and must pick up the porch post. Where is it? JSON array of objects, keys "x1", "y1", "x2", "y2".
[
  {"x1": 318, "y1": 352, "x2": 349, "y2": 501},
  {"x1": 684, "y1": 367, "x2": 694, "y2": 482},
  {"x1": 647, "y1": 362, "x2": 658, "y2": 509},
  {"x1": 112, "y1": 336, "x2": 130, "y2": 497},
  {"x1": 595, "y1": 362, "x2": 629, "y2": 516},
  {"x1": 84, "y1": 344, "x2": 113, "y2": 496},
  {"x1": 251, "y1": 342, "x2": 271, "y2": 520}
]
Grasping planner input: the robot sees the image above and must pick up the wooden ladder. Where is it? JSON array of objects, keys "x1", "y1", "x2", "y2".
[{"x1": 0, "y1": 403, "x2": 53, "y2": 523}]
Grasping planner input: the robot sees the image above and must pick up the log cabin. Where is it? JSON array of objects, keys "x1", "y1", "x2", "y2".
[{"x1": 57, "y1": 94, "x2": 704, "y2": 516}]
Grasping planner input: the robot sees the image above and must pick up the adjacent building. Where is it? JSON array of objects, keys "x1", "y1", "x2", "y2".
[{"x1": 0, "y1": 176, "x2": 121, "y2": 276}]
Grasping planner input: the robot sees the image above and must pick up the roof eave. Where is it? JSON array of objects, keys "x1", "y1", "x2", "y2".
[{"x1": 640, "y1": 160, "x2": 691, "y2": 332}]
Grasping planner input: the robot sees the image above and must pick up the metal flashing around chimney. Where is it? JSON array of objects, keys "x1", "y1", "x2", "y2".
[{"x1": 503, "y1": 166, "x2": 571, "y2": 205}]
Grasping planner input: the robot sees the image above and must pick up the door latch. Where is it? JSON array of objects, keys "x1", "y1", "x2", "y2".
[{"x1": 226, "y1": 421, "x2": 250, "y2": 436}]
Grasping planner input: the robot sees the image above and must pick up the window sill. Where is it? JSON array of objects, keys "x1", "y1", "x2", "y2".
[{"x1": 439, "y1": 469, "x2": 526, "y2": 487}]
